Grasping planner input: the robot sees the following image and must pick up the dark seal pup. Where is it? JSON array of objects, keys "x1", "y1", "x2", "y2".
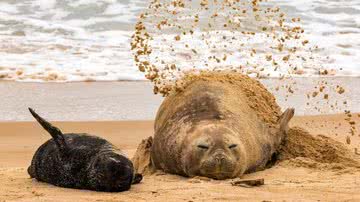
[{"x1": 27, "y1": 108, "x2": 142, "y2": 192}]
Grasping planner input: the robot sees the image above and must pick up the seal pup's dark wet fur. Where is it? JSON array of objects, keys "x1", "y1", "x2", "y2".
[{"x1": 27, "y1": 108, "x2": 142, "y2": 192}]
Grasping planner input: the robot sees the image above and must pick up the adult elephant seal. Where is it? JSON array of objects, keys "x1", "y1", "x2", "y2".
[
  {"x1": 28, "y1": 108, "x2": 142, "y2": 192},
  {"x1": 133, "y1": 71, "x2": 294, "y2": 180}
]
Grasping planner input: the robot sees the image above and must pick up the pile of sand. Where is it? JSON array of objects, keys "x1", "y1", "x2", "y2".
[{"x1": 277, "y1": 127, "x2": 360, "y2": 170}]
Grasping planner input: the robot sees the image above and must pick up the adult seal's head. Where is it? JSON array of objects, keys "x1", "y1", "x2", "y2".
[
  {"x1": 28, "y1": 108, "x2": 142, "y2": 192},
  {"x1": 180, "y1": 122, "x2": 247, "y2": 179}
]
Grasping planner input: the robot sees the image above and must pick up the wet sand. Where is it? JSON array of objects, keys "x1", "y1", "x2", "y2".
[
  {"x1": 1, "y1": 113, "x2": 360, "y2": 201},
  {"x1": 0, "y1": 77, "x2": 359, "y2": 121}
]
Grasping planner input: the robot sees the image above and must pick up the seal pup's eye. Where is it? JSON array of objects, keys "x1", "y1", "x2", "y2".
[
  {"x1": 228, "y1": 144, "x2": 237, "y2": 149},
  {"x1": 197, "y1": 144, "x2": 209, "y2": 150}
]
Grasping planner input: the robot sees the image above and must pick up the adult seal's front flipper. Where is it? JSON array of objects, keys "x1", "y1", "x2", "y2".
[{"x1": 132, "y1": 136, "x2": 156, "y2": 176}]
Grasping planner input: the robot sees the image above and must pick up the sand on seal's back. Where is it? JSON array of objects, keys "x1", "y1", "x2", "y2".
[{"x1": 169, "y1": 70, "x2": 282, "y2": 126}]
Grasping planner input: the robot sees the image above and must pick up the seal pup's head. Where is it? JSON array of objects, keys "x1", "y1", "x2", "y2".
[
  {"x1": 181, "y1": 121, "x2": 247, "y2": 180},
  {"x1": 88, "y1": 152, "x2": 142, "y2": 192}
]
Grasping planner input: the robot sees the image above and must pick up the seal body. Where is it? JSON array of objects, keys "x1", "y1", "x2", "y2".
[
  {"x1": 134, "y1": 72, "x2": 294, "y2": 180},
  {"x1": 28, "y1": 108, "x2": 142, "y2": 192}
]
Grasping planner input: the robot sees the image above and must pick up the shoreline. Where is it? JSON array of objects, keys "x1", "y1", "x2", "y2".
[{"x1": 0, "y1": 77, "x2": 359, "y2": 122}]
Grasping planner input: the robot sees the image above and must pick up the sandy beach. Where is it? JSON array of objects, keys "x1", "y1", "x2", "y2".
[
  {"x1": 0, "y1": 115, "x2": 360, "y2": 201},
  {"x1": 1, "y1": 0, "x2": 360, "y2": 201},
  {"x1": 0, "y1": 80, "x2": 359, "y2": 201}
]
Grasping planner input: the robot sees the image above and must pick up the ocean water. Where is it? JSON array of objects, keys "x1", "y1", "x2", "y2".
[{"x1": 0, "y1": 0, "x2": 359, "y2": 82}]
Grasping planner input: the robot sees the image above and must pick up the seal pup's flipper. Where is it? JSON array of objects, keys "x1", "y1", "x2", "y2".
[
  {"x1": 28, "y1": 108, "x2": 68, "y2": 153},
  {"x1": 132, "y1": 173, "x2": 143, "y2": 184},
  {"x1": 278, "y1": 108, "x2": 295, "y2": 134}
]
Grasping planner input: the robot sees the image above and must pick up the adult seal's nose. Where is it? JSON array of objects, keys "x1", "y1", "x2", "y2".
[{"x1": 214, "y1": 153, "x2": 227, "y2": 165}]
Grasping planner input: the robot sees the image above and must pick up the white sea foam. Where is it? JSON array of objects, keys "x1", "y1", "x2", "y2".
[{"x1": 0, "y1": 0, "x2": 359, "y2": 82}]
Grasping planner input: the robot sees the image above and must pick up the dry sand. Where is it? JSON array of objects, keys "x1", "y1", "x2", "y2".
[{"x1": 1, "y1": 114, "x2": 360, "y2": 202}]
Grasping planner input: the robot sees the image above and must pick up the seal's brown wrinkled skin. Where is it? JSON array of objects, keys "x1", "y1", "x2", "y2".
[{"x1": 133, "y1": 72, "x2": 294, "y2": 180}]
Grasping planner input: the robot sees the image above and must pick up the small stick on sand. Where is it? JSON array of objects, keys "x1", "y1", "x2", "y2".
[{"x1": 231, "y1": 178, "x2": 265, "y2": 188}]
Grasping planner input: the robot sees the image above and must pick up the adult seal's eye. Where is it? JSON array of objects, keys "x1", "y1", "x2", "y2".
[
  {"x1": 229, "y1": 144, "x2": 237, "y2": 149},
  {"x1": 197, "y1": 144, "x2": 209, "y2": 150}
]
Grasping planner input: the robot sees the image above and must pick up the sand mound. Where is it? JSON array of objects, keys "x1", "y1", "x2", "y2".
[
  {"x1": 173, "y1": 70, "x2": 282, "y2": 126},
  {"x1": 277, "y1": 127, "x2": 360, "y2": 170}
]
